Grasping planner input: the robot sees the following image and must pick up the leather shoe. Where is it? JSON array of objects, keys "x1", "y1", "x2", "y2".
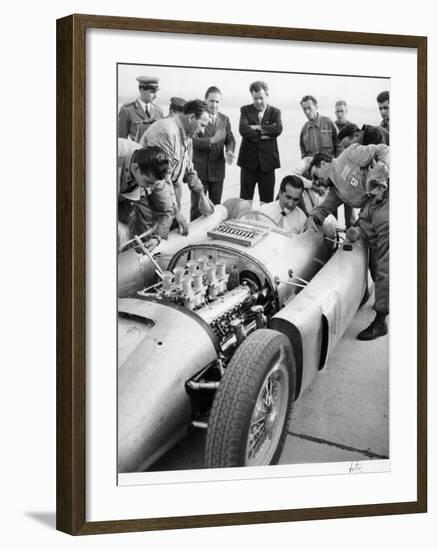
[{"x1": 357, "y1": 317, "x2": 388, "y2": 341}]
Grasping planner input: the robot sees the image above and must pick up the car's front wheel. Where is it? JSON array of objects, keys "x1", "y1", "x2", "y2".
[{"x1": 205, "y1": 329, "x2": 296, "y2": 468}]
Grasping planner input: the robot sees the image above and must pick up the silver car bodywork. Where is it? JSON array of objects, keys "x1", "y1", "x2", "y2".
[{"x1": 117, "y1": 210, "x2": 368, "y2": 472}]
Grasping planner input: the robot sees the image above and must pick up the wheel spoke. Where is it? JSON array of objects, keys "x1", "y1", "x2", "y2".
[
  {"x1": 248, "y1": 423, "x2": 266, "y2": 457},
  {"x1": 245, "y1": 358, "x2": 290, "y2": 465}
]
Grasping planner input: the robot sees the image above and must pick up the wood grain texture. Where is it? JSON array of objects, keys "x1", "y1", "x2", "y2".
[
  {"x1": 56, "y1": 13, "x2": 428, "y2": 536},
  {"x1": 56, "y1": 14, "x2": 86, "y2": 535},
  {"x1": 416, "y1": 36, "x2": 428, "y2": 514}
]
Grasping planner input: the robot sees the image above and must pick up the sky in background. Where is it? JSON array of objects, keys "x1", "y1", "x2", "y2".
[
  {"x1": 118, "y1": 63, "x2": 389, "y2": 214},
  {"x1": 118, "y1": 63, "x2": 389, "y2": 115}
]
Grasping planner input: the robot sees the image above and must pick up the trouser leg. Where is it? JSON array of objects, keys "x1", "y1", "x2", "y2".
[
  {"x1": 240, "y1": 168, "x2": 258, "y2": 200},
  {"x1": 344, "y1": 204, "x2": 356, "y2": 228},
  {"x1": 190, "y1": 190, "x2": 201, "y2": 221},
  {"x1": 257, "y1": 170, "x2": 276, "y2": 203},
  {"x1": 359, "y1": 197, "x2": 389, "y2": 315},
  {"x1": 206, "y1": 180, "x2": 224, "y2": 205}
]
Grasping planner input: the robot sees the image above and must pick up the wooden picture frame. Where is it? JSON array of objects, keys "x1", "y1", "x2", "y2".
[{"x1": 56, "y1": 13, "x2": 427, "y2": 535}]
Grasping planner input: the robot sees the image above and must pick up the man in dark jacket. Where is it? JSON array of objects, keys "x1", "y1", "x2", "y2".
[
  {"x1": 118, "y1": 76, "x2": 164, "y2": 142},
  {"x1": 192, "y1": 86, "x2": 236, "y2": 207},
  {"x1": 237, "y1": 81, "x2": 282, "y2": 203}
]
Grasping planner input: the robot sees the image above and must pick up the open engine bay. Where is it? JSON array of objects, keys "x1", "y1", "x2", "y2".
[{"x1": 137, "y1": 244, "x2": 279, "y2": 350}]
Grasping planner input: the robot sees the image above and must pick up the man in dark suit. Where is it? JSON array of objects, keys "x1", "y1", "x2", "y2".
[
  {"x1": 237, "y1": 81, "x2": 283, "y2": 203},
  {"x1": 118, "y1": 76, "x2": 164, "y2": 142},
  {"x1": 192, "y1": 86, "x2": 236, "y2": 209}
]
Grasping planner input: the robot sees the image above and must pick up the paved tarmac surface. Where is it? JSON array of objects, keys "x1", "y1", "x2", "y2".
[{"x1": 151, "y1": 292, "x2": 389, "y2": 471}]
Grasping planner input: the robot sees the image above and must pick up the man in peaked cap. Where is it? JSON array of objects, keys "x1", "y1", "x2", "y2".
[{"x1": 118, "y1": 76, "x2": 164, "y2": 142}]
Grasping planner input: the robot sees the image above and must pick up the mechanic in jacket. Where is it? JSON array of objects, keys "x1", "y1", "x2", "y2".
[{"x1": 305, "y1": 144, "x2": 389, "y2": 341}]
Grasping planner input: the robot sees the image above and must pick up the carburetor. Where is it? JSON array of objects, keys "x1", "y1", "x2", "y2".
[{"x1": 149, "y1": 256, "x2": 230, "y2": 311}]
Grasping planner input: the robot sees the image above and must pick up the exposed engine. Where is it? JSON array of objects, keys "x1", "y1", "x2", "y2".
[{"x1": 137, "y1": 247, "x2": 275, "y2": 349}]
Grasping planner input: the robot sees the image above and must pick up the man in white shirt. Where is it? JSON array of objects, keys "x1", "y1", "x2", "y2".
[{"x1": 259, "y1": 175, "x2": 307, "y2": 235}]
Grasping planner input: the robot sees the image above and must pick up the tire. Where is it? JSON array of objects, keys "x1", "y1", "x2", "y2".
[{"x1": 205, "y1": 329, "x2": 296, "y2": 468}]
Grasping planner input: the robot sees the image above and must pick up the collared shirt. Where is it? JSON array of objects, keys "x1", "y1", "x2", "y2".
[
  {"x1": 139, "y1": 117, "x2": 197, "y2": 188},
  {"x1": 118, "y1": 100, "x2": 164, "y2": 142},
  {"x1": 259, "y1": 201, "x2": 307, "y2": 235},
  {"x1": 380, "y1": 118, "x2": 390, "y2": 132},
  {"x1": 257, "y1": 107, "x2": 266, "y2": 123},
  {"x1": 300, "y1": 114, "x2": 341, "y2": 158},
  {"x1": 138, "y1": 97, "x2": 149, "y2": 115}
]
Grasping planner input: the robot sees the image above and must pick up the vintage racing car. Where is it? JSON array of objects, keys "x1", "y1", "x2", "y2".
[{"x1": 117, "y1": 202, "x2": 369, "y2": 472}]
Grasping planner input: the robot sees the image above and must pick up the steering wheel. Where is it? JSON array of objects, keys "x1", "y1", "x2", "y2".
[{"x1": 237, "y1": 210, "x2": 281, "y2": 228}]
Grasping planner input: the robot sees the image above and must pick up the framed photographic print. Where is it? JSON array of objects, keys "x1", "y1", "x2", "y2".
[{"x1": 56, "y1": 14, "x2": 427, "y2": 535}]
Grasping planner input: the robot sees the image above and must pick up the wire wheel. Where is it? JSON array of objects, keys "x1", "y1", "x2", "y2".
[
  {"x1": 205, "y1": 329, "x2": 296, "y2": 468},
  {"x1": 245, "y1": 354, "x2": 290, "y2": 465}
]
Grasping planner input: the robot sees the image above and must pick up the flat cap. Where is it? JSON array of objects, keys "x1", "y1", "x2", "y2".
[
  {"x1": 136, "y1": 75, "x2": 159, "y2": 89},
  {"x1": 170, "y1": 96, "x2": 187, "y2": 109}
]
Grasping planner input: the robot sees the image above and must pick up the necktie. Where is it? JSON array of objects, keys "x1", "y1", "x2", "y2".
[
  {"x1": 145, "y1": 104, "x2": 150, "y2": 117},
  {"x1": 258, "y1": 111, "x2": 263, "y2": 123}
]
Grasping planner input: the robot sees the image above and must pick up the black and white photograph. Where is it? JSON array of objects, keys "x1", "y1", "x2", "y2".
[{"x1": 116, "y1": 63, "x2": 390, "y2": 477}]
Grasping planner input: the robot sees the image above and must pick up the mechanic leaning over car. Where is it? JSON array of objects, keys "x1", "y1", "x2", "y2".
[
  {"x1": 304, "y1": 143, "x2": 389, "y2": 341},
  {"x1": 118, "y1": 146, "x2": 175, "y2": 251}
]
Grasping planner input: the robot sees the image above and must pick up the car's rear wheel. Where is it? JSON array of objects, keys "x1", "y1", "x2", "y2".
[{"x1": 205, "y1": 329, "x2": 296, "y2": 468}]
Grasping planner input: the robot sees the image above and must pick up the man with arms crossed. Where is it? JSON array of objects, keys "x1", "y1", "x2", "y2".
[{"x1": 237, "y1": 81, "x2": 283, "y2": 203}]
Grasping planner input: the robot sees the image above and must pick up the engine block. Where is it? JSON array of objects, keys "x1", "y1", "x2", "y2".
[{"x1": 137, "y1": 256, "x2": 259, "y2": 345}]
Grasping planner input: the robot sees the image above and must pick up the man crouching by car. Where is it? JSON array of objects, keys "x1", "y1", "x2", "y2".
[
  {"x1": 118, "y1": 146, "x2": 175, "y2": 251},
  {"x1": 304, "y1": 144, "x2": 389, "y2": 341}
]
